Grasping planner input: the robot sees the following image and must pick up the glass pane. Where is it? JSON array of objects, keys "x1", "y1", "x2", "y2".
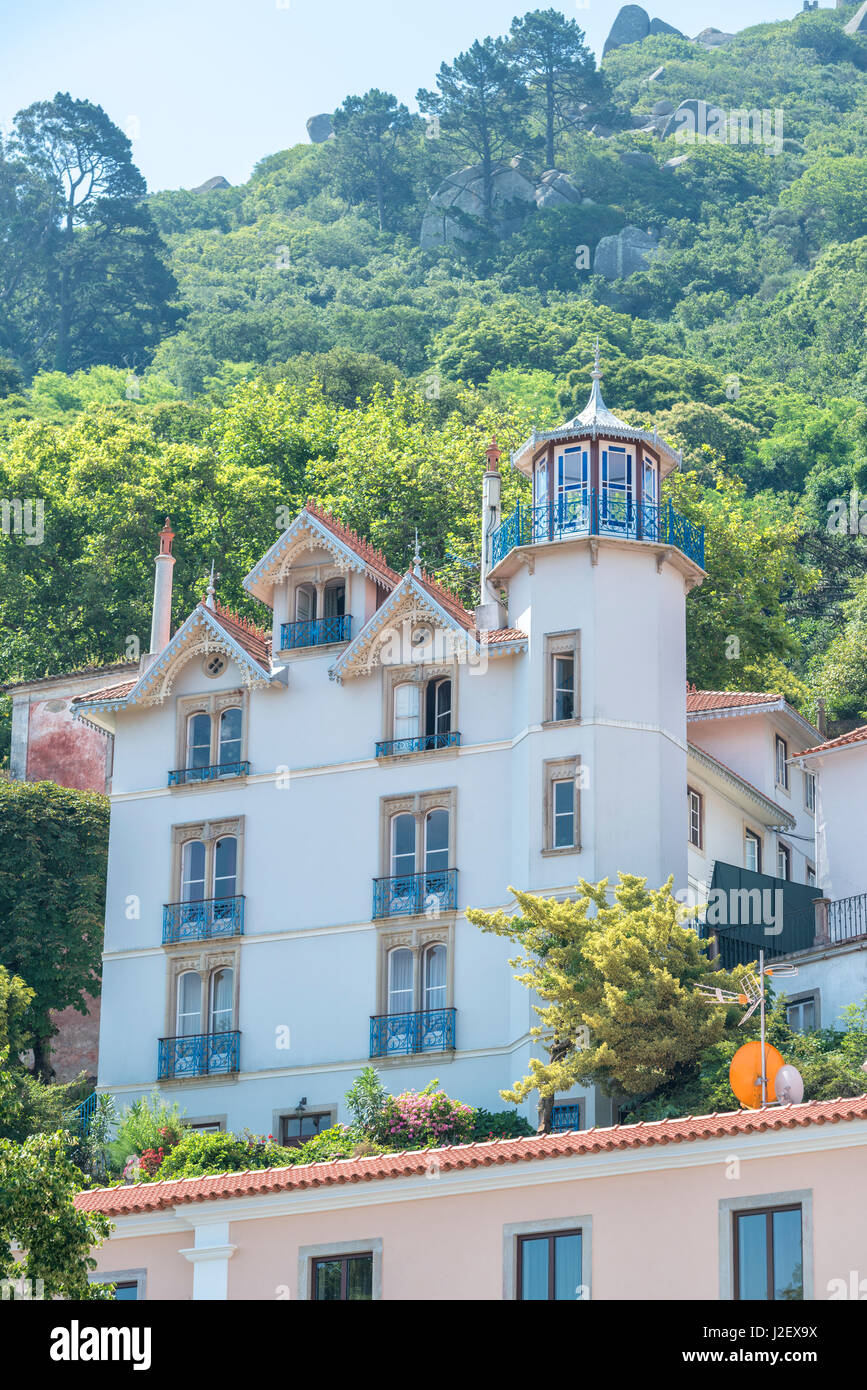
[
  {"x1": 554, "y1": 1233, "x2": 582, "y2": 1301},
  {"x1": 772, "y1": 1209, "x2": 803, "y2": 1300},
  {"x1": 219, "y1": 708, "x2": 242, "y2": 764},
  {"x1": 560, "y1": 448, "x2": 580, "y2": 489},
  {"x1": 210, "y1": 968, "x2": 233, "y2": 1033},
  {"x1": 347, "y1": 1256, "x2": 373, "y2": 1301},
  {"x1": 425, "y1": 809, "x2": 449, "y2": 872},
  {"x1": 553, "y1": 780, "x2": 574, "y2": 848},
  {"x1": 424, "y1": 944, "x2": 447, "y2": 1009},
  {"x1": 187, "y1": 713, "x2": 211, "y2": 768},
  {"x1": 214, "y1": 836, "x2": 237, "y2": 898},
  {"x1": 182, "y1": 840, "x2": 206, "y2": 901},
  {"x1": 314, "y1": 1260, "x2": 342, "y2": 1301},
  {"x1": 391, "y1": 814, "x2": 416, "y2": 876},
  {"x1": 554, "y1": 656, "x2": 574, "y2": 720},
  {"x1": 802, "y1": 1000, "x2": 815, "y2": 1030},
  {"x1": 434, "y1": 679, "x2": 451, "y2": 733},
  {"x1": 324, "y1": 583, "x2": 345, "y2": 618},
  {"x1": 113, "y1": 1283, "x2": 138, "y2": 1300},
  {"x1": 177, "y1": 972, "x2": 201, "y2": 1036},
  {"x1": 296, "y1": 586, "x2": 315, "y2": 622},
  {"x1": 388, "y1": 948, "x2": 414, "y2": 1012},
  {"x1": 736, "y1": 1212, "x2": 768, "y2": 1300},
  {"x1": 520, "y1": 1238, "x2": 549, "y2": 1300}
]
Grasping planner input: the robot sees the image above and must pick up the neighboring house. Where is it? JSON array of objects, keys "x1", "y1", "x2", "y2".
[
  {"x1": 77, "y1": 1096, "x2": 867, "y2": 1301},
  {"x1": 3, "y1": 660, "x2": 138, "y2": 1081},
  {"x1": 73, "y1": 365, "x2": 707, "y2": 1135}
]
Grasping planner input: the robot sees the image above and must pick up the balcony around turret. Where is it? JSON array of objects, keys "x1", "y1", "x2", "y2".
[{"x1": 487, "y1": 350, "x2": 705, "y2": 582}]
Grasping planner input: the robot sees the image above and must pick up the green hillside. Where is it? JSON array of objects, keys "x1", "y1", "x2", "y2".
[{"x1": 2, "y1": 6, "x2": 867, "y2": 759}]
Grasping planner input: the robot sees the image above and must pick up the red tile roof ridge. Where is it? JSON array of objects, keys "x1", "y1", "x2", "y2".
[
  {"x1": 207, "y1": 599, "x2": 269, "y2": 642},
  {"x1": 799, "y1": 723, "x2": 867, "y2": 757},
  {"x1": 304, "y1": 500, "x2": 401, "y2": 585}
]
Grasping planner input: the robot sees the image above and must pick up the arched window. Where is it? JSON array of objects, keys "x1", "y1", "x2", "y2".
[
  {"x1": 425, "y1": 678, "x2": 451, "y2": 745},
  {"x1": 218, "y1": 707, "x2": 242, "y2": 767},
  {"x1": 181, "y1": 840, "x2": 206, "y2": 902},
  {"x1": 176, "y1": 971, "x2": 202, "y2": 1037},
  {"x1": 209, "y1": 968, "x2": 234, "y2": 1034},
  {"x1": 295, "y1": 584, "x2": 316, "y2": 623},
  {"x1": 393, "y1": 682, "x2": 420, "y2": 743},
  {"x1": 324, "y1": 581, "x2": 345, "y2": 618},
  {"x1": 424, "y1": 809, "x2": 449, "y2": 875},
  {"x1": 186, "y1": 712, "x2": 211, "y2": 770},
  {"x1": 387, "y1": 948, "x2": 414, "y2": 1015},
  {"x1": 213, "y1": 836, "x2": 237, "y2": 900},
  {"x1": 424, "y1": 943, "x2": 447, "y2": 1012},
  {"x1": 391, "y1": 813, "x2": 416, "y2": 879}
]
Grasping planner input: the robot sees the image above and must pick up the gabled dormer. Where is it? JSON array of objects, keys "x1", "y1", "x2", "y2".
[{"x1": 242, "y1": 501, "x2": 401, "y2": 657}]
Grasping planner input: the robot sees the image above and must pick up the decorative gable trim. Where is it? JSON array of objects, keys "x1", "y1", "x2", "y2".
[
  {"x1": 329, "y1": 574, "x2": 484, "y2": 683},
  {"x1": 133, "y1": 608, "x2": 271, "y2": 705},
  {"x1": 243, "y1": 510, "x2": 399, "y2": 606}
]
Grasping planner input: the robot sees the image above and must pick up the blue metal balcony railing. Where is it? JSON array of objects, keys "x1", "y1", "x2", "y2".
[
  {"x1": 168, "y1": 761, "x2": 250, "y2": 787},
  {"x1": 490, "y1": 491, "x2": 705, "y2": 570},
  {"x1": 372, "y1": 868, "x2": 458, "y2": 919},
  {"x1": 375, "y1": 731, "x2": 461, "y2": 758},
  {"x1": 162, "y1": 895, "x2": 245, "y2": 945},
  {"x1": 280, "y1": 614, "x2": 352, "y2": 649},
  {"x1": 370, "y1": 1007, "x2": 456, "y2": 1058},
  {"x1": 158, "y1": 1030, "x2": 240, "y2": 1080}
]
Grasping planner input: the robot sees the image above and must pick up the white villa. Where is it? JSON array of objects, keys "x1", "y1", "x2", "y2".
[{"x1": 72, "y1": 363, "x2": 866, "y2": 1140}]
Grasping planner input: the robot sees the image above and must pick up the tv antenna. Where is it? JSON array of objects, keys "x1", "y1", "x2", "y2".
[{"x1": 696, "y1": 949, "x2": 800, "y2": 1106}]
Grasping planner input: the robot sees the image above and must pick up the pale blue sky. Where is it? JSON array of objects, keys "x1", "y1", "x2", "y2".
[{"x1": 2, "y1": 0, "x2": 811, "y2": 191}]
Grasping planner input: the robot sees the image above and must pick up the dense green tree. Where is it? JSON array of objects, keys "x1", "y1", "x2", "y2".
[
  {"x1": 417, "y1": 38, "x2": 531, "y2": 224},
  {"x1": 466, "y1": 875, "x2": 743, "y2": 1129},
  {"x1": 509, "y1": 9, "x2": 599, "y2": 168},
  {"x1": 0, "y1": 782, "x2": 108, "y2": 1078},
  {"x1": 331, "y1": 90, "x2": 415, "y2": 231}
]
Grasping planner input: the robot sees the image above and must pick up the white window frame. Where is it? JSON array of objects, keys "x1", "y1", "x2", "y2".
[
  {"x1": 718, "y1": 1190, "x2": 812, "y2": 1301},
  {"x1": 687, "y1": 787, "x2": 703, "y2": 849},
  {"x1": 804, "y1": 770, "x2": 815, "y2": 814},
  {"x1": 745, "y1": 829, "x2": 762, "y2": 874},
  {"x1": 775, "y1": 735, "x2": 789, "y2": 791},
  {"x1": 777, "y1": 841, "x2": 791, "y2": 881}
]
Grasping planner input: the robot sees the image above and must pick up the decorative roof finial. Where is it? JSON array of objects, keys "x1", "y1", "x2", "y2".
[
  {"x1": 484, "y1": 436, "x2": 501, "y2": 472},
  {"x1": 412, "y1": 528, "x2": 422, "y2": 577},
  {"x1": 158, "y1": 517, "x2": 175, "y2": 557},
  {"x1": 205, "y1": 560, "x2": 217, "y2": 610}
]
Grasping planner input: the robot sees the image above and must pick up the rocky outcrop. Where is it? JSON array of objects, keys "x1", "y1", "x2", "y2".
[
  {"x1": 419, "y1": 158, "x2": 579, "y2": 249},
  {"x1": 191, "y1": 176, "x2": 231, "y2": 193},
  {"x1": 660, "y1": 99, "x2": 726, "y2": 141},
  {"x1": 603, "y1": 6, "x2": 684, "y2": 56},
  {"x1": 693, "y1": 28, "x2": 734, "y2": 47},
  {"x1": 306, "y1": 113, "x2": 334, "y2": 143},
  {"x1": 593, "y1": 225, "x2": 658, "y2": 279},
  {"x1": 620, "y1": 150, "x2": 656, "y2": 170}
]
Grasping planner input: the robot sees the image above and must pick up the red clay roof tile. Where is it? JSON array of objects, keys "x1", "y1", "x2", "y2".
[
  {"x1": 799, "y1": 724, "x2": 867, "y2": 757},
  {"x1": 73, "y1": 1096, "x2": 867, "y2": 1217}
]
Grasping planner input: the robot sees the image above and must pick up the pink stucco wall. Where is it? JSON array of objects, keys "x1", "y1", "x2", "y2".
[{"x1": 89, "y1": 1139, "x2": 867, "y2": 1300}]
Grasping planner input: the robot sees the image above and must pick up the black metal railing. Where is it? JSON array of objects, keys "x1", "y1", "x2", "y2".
[
  {"x1": 372, "y1": 868, "x2": 458, "y2": 919},
  {"x1": 157, "y1": 1030, "x2": 240, "y2": 1080},
  {"x1": 162, "y1": 895, "x2": 245, "y2": 944},
  {"x1": 369, "y1": 1008, "x2": 456, "y2": 1058},
  {"x1": 829, "y1": 892, "x2": 867, "y2": 944}
]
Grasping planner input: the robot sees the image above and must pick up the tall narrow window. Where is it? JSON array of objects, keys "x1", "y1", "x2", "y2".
[
  {"x1": 393, "y1": 683, "x2": 420, "y2": 743},
  {"x1": 390, "y1": 813, "x2": 416, "y2": 879},
  {"x1": 687, "y1": 788, "x2": 703, "y2": 849},
  {"x1": 777, "y1": 843, "x2": 791, "y2": 881},
  {"x1": 557, "y1": 445, "x2": 589, "y2": 529},
  {"x1": 295, "y1": 584, "x2": 316, "y2": 622},
  {"x1": 424, "y1": 809, "x2": 450, "y2": 874},
  {"x1": 425, "y1": 678, "x2": 452, "y2": 745},
  {"x1": 601, "y1": 446, "x2": 633, "y2": 528},
  {"x1": 734, "y1": 1206, "x2": 803, "y2": 1301},
  {"x1": 775, "y1": 735, "x2": 789, "y2": 789},
  {"x1": 806, "y1": 864, "x2": 816, "y2": 887},
  {"x1": 176, "y1": 971, "x2": 202, "y2": 1037},
  {"x1": 209, "y1": 968, "x2": 234, "y2": 1034},
  {"x1": 323, "y1": 581, "x2": 345, "y2": 618},
  {"x1": 804, "y1": 771, "x2": 815, "y2": 813},
  {"x1": 423, "y1": 944, "x2": 447, "y2": 1012},
  {"x1": 186, "y1": 712, "x2": 211, "y2": 770},
  {"x1": 553, "y1": 655, "x2": 574, "y2": 722},
  {"x1": 387, "y1": 948, "x2": 414, "y2": 1014},
  {"x1": 213, "y1": 836, "x2": 237, "y2": 900},
  {"x1": 643, "y1": 456, "x2": 658, "y2": 506},
  {"x1": 218, "y1": 707, "x2": 242, "y2": 767},
  {"x1": 553, "y1": 779, "x2": 576, "y2": 849},
  {"x1": 745, "y1": 830, "x2": 762, "y2": 874},
  {"x1": 181, "y1": 840, "x2": 206, "y2": 902}
]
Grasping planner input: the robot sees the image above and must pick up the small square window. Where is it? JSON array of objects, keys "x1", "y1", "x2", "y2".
[
  {"x1": 281, "y1": 1111, "x2": 333, "y2": 1147},
  {"x1": 733, "y1": 1205, "x2": 803, "y2": 1301},
  {"x1": 517, "y1": 1230, "x2": 583, "y2": 1301},
  {"x1": 312, "y1": 1253, "x2": 373, "y2": 1301},
  {"x1": 787, "y1": 996, "x2": 817, "y2": 1033}
]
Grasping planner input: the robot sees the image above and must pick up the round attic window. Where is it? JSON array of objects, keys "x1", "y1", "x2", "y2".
[{"x1": 203, "y1": 653, "x2": 228, "y2": 679}]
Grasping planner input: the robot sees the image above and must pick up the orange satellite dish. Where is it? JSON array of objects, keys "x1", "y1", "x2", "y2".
[{"x1": 729, "y1": 1041, "x2": 785, "y2": 1110}]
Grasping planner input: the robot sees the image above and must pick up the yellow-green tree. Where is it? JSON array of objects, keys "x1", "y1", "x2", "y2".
[{"x1": 466, "y1": 874, "x2": 745, "y2": 1130}]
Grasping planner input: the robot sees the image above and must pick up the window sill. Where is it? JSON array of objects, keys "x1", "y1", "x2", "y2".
[
  {"x1": 541, "y1": 844, "x2": 581, "y2": 857},
  {"x1": 541, "y1": 717, "x2": 582, "y2": 729},
  {"x1": 277, "y1": 640, "x2": 350, "y2": 658},
  {"x1": 169, "y1": 774, "x2": 249, "y2": 794},
  {"x1": 375, "y1": 745, "x2": 460, "y2": 765}
]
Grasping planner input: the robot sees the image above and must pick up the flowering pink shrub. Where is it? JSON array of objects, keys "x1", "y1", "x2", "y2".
[{"x1": 377, "y1": 1088, "x2": 474, "y2": 1150}]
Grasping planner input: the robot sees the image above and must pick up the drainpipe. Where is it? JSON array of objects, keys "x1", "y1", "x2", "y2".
[
  {"x1": 475, "y1": 439, "x2": 506, "y2": 631},
  {"x1": 142, "y1": 518, "x2": 175, "y2": 672}
]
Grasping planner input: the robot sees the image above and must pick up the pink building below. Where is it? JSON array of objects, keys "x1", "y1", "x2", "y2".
[{"x1": 77, "y1": 1096, "x2": 867, "y2": 1301}]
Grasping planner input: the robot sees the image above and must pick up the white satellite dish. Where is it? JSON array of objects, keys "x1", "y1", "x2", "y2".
[{"x1": 774, "y1": 1064, "x2": 804, "y2": 1105}]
